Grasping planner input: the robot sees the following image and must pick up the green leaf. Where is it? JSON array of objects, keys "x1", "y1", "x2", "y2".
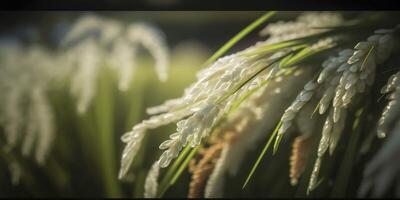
[
  {"x1": 242, "y1": 121, "x2": 282, "y2": 189},
  {"x1": 278, "y1": 53, "x2": 295, "y2": 68},
  {"x1": 282, "y1": 47, "x2": 314, "y2": 68},
  {"x1": 273, "y1": 132, "x2": 283, "y2": 155},
  {"x1": 244, "y1": 40, "x2": 303, "y2": 56},
  {"x1": 157, "y1": 145, "x2": 192, "y2": 197},
  {"x1": 93, "y1": 65, "x2": 122, "y2": 196},
  {"x1": 280, "y1": 42, "x2": 335, "y2": 69},
  {"x1": 170, "y1": 147, "x2": 199, "y2": 185},
  {"x1": 204, "y1": 11, "x2": 277, "y2": 66},
  {"x1": 157, "y1": 147, "x2": 199, "y2": 197}
]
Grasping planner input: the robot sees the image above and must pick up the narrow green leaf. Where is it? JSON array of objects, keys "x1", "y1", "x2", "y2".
[
  {"x1": 204, "y1": 11, "x2": 277, "y2": 66},
  {"x1": 170, "y1": 147, "x2": 199, "y2": 185},
  {"x1": 242, "y1": 121, "x2": 282, "y2": 189},
  {"x1": 281, "y1": 43, "x2": 335, "y2": 69},
  {"x1": 94, "y1": 65, "x2": 122, "y2": 196},
  {"x1": 273, "y1": 130, "x2": 283, "y2": 154},
  {"x1": 244, "y1": 40, "x2": 303, "y2": 56},
  {"x1": 283, "y1": 47, "x2": 313, "y2": 67},
  {"x1": 157, "y1": 146, "x2": 198, "y2": 197},
  {"x1": 157, "y1": 145, "x2": 192, "y2": 197},
  {"x1": 278, "y1": 53, "x2": 295, "y2": 68}
]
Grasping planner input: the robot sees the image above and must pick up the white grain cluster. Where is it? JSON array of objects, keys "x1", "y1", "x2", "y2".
[
  {"x1": 272, "y1": 37, "x2": 337, "y2": 142},
  {"x1": 144, "y1": 161, "x2": 161, "y2": 198},
  {"x1": 204, "y1": 144, "x2": 230, "y2": 198},
  {"x1": 306, "y1": 26, "x2": 398, "y2": 193},
  {"x1": 0, "y1": 45, "x2": 25, "y2": 147},
  {"x1": 0, "y1": 45, "x2": 57, "y2": 166},
  {"x1": 199, "y1": 67, "x2": 314, "y2": 197},
  {"x1": 260, "y1": 12, "x2": 343, "y2": 44},
  {"x1": 308, "y1": 109, "x2": 347, "y2": 193},
  {"x1": 62, "y1": 15, "x2": 170, "y2": 114},
  {"x1": 119, "y1": 13, "x2": 339, "y2": 184},
  {"x1": 125, "y1": 23, "x2": 169, "y2": 83},
  {"x1": 23, "y1": 86, "x2": 55, "y2": 165},
  {"x1": 68, "y1": 38, "x2": 101, "y2": 114},
  {"x1": 276, "y1": 81, "x2": 318, "y2": 143},
  {"x1": 377, "y1": 72, "x2": 400, "y2": 138},
  {"x1": 61, "y1": 15, "x2": 121, "y2": 47},
  {"x1": 119, "y1": 37, "x2": 301, "y2": 180},
  {"x1": 158, "y1": 102, "x2": 221, "y2": 168},
  {"x1": 331, "y1": 43, "x2": 375, "y2": 122}
]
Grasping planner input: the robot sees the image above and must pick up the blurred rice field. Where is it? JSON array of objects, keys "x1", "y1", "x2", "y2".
[{"x1": 0, "y1": 39, "x2": 209, "y2": 197}]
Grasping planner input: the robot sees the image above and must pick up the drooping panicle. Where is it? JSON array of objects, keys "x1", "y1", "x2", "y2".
[
  {"x1": 144, "y1": 161, "x2": 161, "y2": 198},
  {"x1": 0, "y1": 44, "x2": 58, "y2": 172},
  {"x1": 119, "y1": 37, "x2": 305, "y2": 178},
  {"x1": 260, "y1": 12, "x2": 343, "y2": 44},
  {"x1": 306, "y1": 25, "x2": 398, "y2": 193},
  {"x1": 377, "y1": 72, "x2": 400, "y2": 138},
  {"x1": 62, "y1": 15, "x2": 170, "y2": 114}
]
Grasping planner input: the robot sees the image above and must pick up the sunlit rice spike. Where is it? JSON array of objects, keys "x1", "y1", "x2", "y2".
[
  {"x1": 303, "y1": 26, "x2": 398, "y2": 194},
  {"x1": 275, "y1": 80, "x2": 318, "y2": 149},
  {"x1": 329, "y1": 110, "x2": 347, "y2": 155},
  {"x1": 119, "y1": 127, "x2": 146, "y2": 179},
  {"x1": 144, "y1": 161, "x2": 161, "y2": 198},
  {"x1": 121, "y1": 39, "x2": 303, "y2": 174},
  {"x1": 377, "y1": 72, "x2": 400, "y2": 139},
  {"x1": 204, "y1": 143, "x2": 231, "y2": 198},
  {"x1": 308, "y1": 157, "x2": 322, "y2": 194},
  {"x1": 259, "y1": 12, "x2": 343, "y2": 44}
]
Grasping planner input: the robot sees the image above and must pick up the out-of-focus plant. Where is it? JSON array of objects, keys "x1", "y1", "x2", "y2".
[
  {"x1": 61, "y1": 15, "x2": 169, "y2": 114},
  {"x1": 0, "y1": 14, "x2": 181, "y2": 197},
  {"x1": 0, "y1": 44, "x2": 58, "y2": 166}
]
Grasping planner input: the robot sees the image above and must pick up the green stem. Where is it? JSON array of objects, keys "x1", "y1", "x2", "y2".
[
  {"x1": 94, "y1": 65, "x2": 122, "y2": 197},
  {"x1": 204, "y1": 11, "x2": 277, "y2": 66},
  {"x1": 242, "y1": 120, "x2": 282, "y2": 189},
  {"x1": 158, "y1": 147, "x2": 198, "y2": 198},
  {"x1": 170, "y1": 147, "x2": 199, "y2": 185},
  {"x1": 157, "y1": 145, "x2": 192, "y2": 197}
]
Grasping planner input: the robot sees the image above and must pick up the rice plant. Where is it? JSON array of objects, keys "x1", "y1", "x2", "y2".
[{"x1": 1, "y1": 11, "x2": 400, "y2": 198}]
